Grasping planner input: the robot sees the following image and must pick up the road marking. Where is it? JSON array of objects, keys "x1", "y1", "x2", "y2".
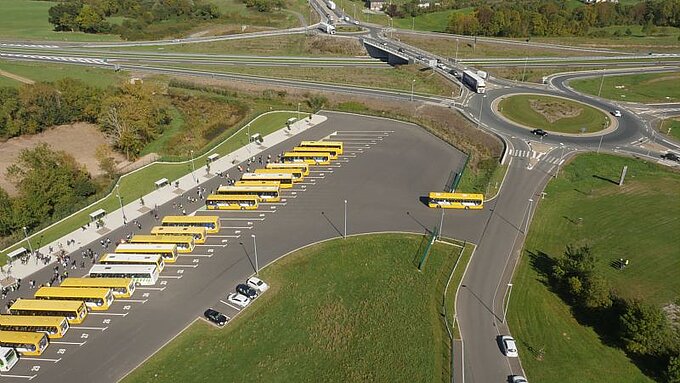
[
  {"x1": 51, "y1": 341, "x2": 87, "y2": 345},
  {"x1": 116, "y1": 299, "x2": 149, "y2": 303},
  {"x1": 265, "y1": 202, "x2": 287, "y2": 206},
  {"x1": 219, "y1": 300, "x2": 241, "y2": 311},
  {"x1": 221, "y1": 226, "x2": 252, "y2": 229},
  {"x1": 165, "y1": 264, "x2": 198, "y2": 268},
  {"x1": 210, "y1": 235, "x2": 240, "y2": 238},
  {"x1": 21, "y1": 357, "x2": 61, "y2": 363},
  {"x1": 297, "y1": 182, "x2": 315, "y2": 185},
  {"x1": 159, "y1": 275, "x2": 183, "y2": 279},
  {"x1": 88, "y1": 312, "x2": 128, "y2": 317},
  {"x1": 0, "y1": 374, "x2": 37, "y2": 379},
  {"x1": 309, "y1": 170, "x2": 331, "y2": 173},
  {"x1": 306, "y1": 176, "x2": 325, "y2": 179},
  {"x1": 219, "y1": 217, "x2": 265, "y2": 221},
  {"x1": 184, "y1": 254, "x2": 213, "y2": 257},
  {"x1": 137, "y1": 286, "x2": 166, "y2": 291},
  {"x1": 69, "y1": 326, "x2": 108, "y2": 331}
]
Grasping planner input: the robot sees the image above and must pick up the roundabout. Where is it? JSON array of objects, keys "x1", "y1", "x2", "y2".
[{"x1": 495, "y1": 93, "x2": 614, "y2": 136}]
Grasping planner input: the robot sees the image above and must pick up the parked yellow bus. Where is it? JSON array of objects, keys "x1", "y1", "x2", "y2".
[
  {"x1": 216, "y1": 185, "x2": 281, "y2": 203},
  {"x1": 9, "y1": 299, "x2": 88, "y2": 325},
  {"x1": 282, "y1": 151, "x2": 331, "y2": 165},
  {"x1": 99, "y1": 253, "x2": 165, "y2": 272},
  {"x1": 206, "y1": 194, "x2": 258, "y2": 210},
  {"x1": 292, "y1": 146, "x2": 339, "y2": 160},
  {"x1": 240, "y1": 172, "x2": 294, "y2": 188},
  {"x1": 428, "y1": 192, "x2": 484, "y2": 210},
  {"x1": 299, "y1": 140, "x2": 343, "y2": 155},
  {"x1": 266, "y1": 162, "x2": 310, "y2": 176},
  {"x1": 129, "y1": 235, "x2": 195, "y2": 253},
  {"x1": 34, "y1": 287, "x2": 114, "y2": 311},
  {"x1": 0, "y1": 315, "x2": 69, "y2": 339},
  {"x1": 88, "y1": 264, "x2": 159, "y2": 286},
  {"x1": 59, "y1": 277, "x2": 135, "y2": 298},
  {"x1": 0, "y1": 331, "x2": 49, "y2": 356},
  {"x1": 255, "y1": 168, "x2": 304, "y2": 182},
  {"x1": 150, "y1": 226, "x2": 207, "y2": 244},
  {"x1": 161, "y1": 215, "x2": 220, "y2": 234},
  {"x1": 115, "y1": 243, "x2": 178, "y2": 264}
]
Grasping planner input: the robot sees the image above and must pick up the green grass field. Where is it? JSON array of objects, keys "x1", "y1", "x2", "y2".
[
  {"x1": 392, "y1": 8, "x2": 474, "y2": 32},
  {"x1": 569, "y1": 72, "x2": 680, "y2": 104},
  {"x1": 498, "y1": 94, "x2": 610, "y2": 134},
  {"x1": 535, "y1": 25, "x2": 680, "y2": 53},
  {"x1": 0, "y1": 0, "x2": 121, "y2": 41},
  {"x1": 508, "y1": 153, "x2": 680, "y2": 382},
  {"x1": 0, "y1": 60, "x2": 125, "y2": 88},
  {"x1": 123, "y1": 233, "x2": 468, "y2": 383},
  {"x1": 659, "y1": 117, "x2": 680, "y2": 142}
]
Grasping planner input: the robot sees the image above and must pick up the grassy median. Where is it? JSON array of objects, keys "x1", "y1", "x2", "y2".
[
  {"x1": 124, "y1": 233, "x2": 470, "y2": 383},
  {"x1": 569, "y1": 72, "x2": 680, "y2": 104},
  {"x1": 508, "y1": 153, "x2": 680, "y2": 382}
]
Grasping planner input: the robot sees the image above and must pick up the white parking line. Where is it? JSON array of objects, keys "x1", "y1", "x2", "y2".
[
  {"x1": 159, "y1": 275, "x2": 183, "y2": 279},
  {"x1": 219, "y1": 300, "x2": 241, "y2": 311},
  {"x1": 305, "y1": 176, "x2": 325, "y2": 179},
  {"x1": 0, "y1": 373, "x2": 36, "y2": 379},
  {"x1": 137, "y1": 286, "x2": 167, "y2": 291},
  {"x1": 210, "y1": 235, "x2": 240, "y2": 238},
  {"x1": 164, "y1": 264, "x2": 198, "y2": 268},
  {"x1": 221, "y1": 226, "x2": 253, "y2": 229},
  {"x1": 182, "y1": 254, "x2": 213, "y2": 258},
  {"x1": 20, "y1": 357, "x2": 61, "y2": 363},
  {"x1": 220, "y1": 217, "x2": 265, "y2": 221},
  {"x1": 51, "y1": 341, "x2": 87, "y2": 345},
  {"x1": 88, "y1": 312, "x2": 128, "y2": 317},
  {"x1": 116, "y1": 299, "x2": 149, "y2": 303},
  {"x1": 69, "y1": 326, "x2": 108, "y2": 331}
]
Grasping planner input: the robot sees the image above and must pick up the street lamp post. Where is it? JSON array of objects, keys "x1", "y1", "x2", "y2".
[
  {"x1": 597, "y1": 68, "x2": 606, "y2": 98},
  {"x1": 410, "y1": 79, "x2": 416, "y2": 102},
  {"x1": 477, "y1": 94, "x2": 487, "y2": 129},
  {"x1": 455, "y1": 38, "x2": 459, "y2": 62},
  {"x1": 344, "y1": 200, "x2": 347, "y2": 239},
  {"x1": 297, "y1": 102, "x2": 301, "y2": 121},
  {"x1": 521, "y1": 38, "x2": 530, "y2": 82},
  {"x1": 190, "y1": 150, "x2": 196, "y2": 182},
  {"x1": 115, "y1": 184, "x2": 126, "y2": 222},
  {"x1": 22, "y1": 226, "x2": 33, "y2": 254},
  {"x1": 555, "y1": 143, "x2": 566, "y2": 178},
  {"x1": 251, "y1": 234, "x2": 259, "y2": 275},
  {"x1": 353, "y1": 3, "x2": 356, "y2": 20},
  {"x1": 412, "y1": 16, "x2": 415, "y2": 30},
  {"x1": 503, "y1": 283, "x2": 513, "y2": 323},
  {"x1": 597, "y1": 133, "x2": 604, "y2": 154},
  {"x1": 524, "y1": 198, "x2": 534, "y2": 234},
  {"x1": 438, "y1": 208, "x2": 444, "y2": 240}
]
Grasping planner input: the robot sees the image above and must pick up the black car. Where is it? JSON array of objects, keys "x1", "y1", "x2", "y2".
[
  {"x1": 531, "y1": 129, "x2": 548, "y2": 137},
  {"x1": 661, "y1": 152, "x2": 680, "y2": 162},
  {"x1": 204, "y1": 308, "x2": 228, "y2": 326},
  {"x1": 236, "y1": 283, "x2": 258, "y2": 299}
]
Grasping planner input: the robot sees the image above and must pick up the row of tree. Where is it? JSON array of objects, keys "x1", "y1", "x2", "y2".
[
  {"x1": 48, "y1": 0, "x2": 221, "y2": 39},
  {"x1": 549, "y1": 245, "x2": 680, "y2": 382},
  {"x1": 434, "y1": 0, "x2": 680, "y2": 37},
  {"x1": 242, "y1": 0, "x2": 285, "y2": 12},
  {"x1": 0, "y1": 80, "x2": 170, "y2": 160}
]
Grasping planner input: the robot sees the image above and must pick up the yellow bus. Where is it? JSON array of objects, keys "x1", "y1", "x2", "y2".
[
  {"x1": 0, "y1": 315, "x2": 69, "y2": 339},
  {"x1": 206, "y1": 194, "x2": 258, "y2": 210},
  {"x1": 266, "y1": 162, "x2": 310, "y2": 176},
  {"x1": 240, "y1": 172, "x2": 294, "y2": 188},
  {"x1": 299, "y1": 140, "x2": 344, "y2": 155},
  {"x1": 282, "y1": 151, "x2": 331, "y2": 165},
  {"x1": 9, "y1": 299, "x2": 88, "y2": 325},
  {"x1": 59, "y1": 277, "x2": 135, "y2": 298},
  {"x1": 216, "y1": 185, "x2": 281, "y2": 203},
  {"x1": 0, "y1": 331, "x2": 49, "y2": 356},
  {"x1": 255, "y1": 168, "x2": 304, "y2": 182},
  {"x1": 292, "y1": 146, "x2": 339, "y2": 160},
  {"x1": 150, "y1": 226, "x2": 207, "y2": 244},
  {"x1": 428, "y1": 192, "x2": 484, "y2": 210},
  {"x1": 88, "y1": 264, "x2": 159, "y2": 286},
  {"x1": 99, "y1": 253, "x2": 165, "y2": 272},
  {"x1": 161, "y1": 215, "x2": 220, "y2": 234},
  {"x1": 115, "y1": 243, "x2": 178, "y2": 264},
  {"x1": 129, "y1": 235, "x2": 195, "y2": 253},
  {"x1": 34, "y1": 287, "x2": 114, "y2": 311}
]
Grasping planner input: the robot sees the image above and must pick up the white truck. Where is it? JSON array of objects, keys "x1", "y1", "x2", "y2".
[
  {"x1": 326, "y1": 0, "x2": 336, "y2": 10},
  {"x1": 319, "y1": 22, "x2": 336, "y2": 35},
  {"x1": 462, "y1": 70, "x2": 486, "y2": 93},
  {"x1": 476, "y1": 70, "x2": 488, "y2": 79}
]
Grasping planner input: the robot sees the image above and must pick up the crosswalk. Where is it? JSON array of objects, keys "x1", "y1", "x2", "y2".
[
  {"x1": 0, "y1": 43, "x2": 60, "y2": 49},
  {"x1": 509, "y1": 149, "x2": 564, "y2": 165},
  {"x1": 0, "y1": 52, "x2": 107, "y2": 65}
]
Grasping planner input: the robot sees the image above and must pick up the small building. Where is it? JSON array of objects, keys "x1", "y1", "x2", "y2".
[{"x1": 367, "y1": 0, "x2": 386, "y2": 11}]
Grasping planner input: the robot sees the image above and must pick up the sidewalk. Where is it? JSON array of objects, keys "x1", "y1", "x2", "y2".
[{"x1": 1, "y1": 114, "x2": 327, "y2": 280}]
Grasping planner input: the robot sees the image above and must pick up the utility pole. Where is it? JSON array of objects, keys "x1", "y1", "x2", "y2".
[{"x1": 344, "y1": 199, "x2": 347, "y2": 239}]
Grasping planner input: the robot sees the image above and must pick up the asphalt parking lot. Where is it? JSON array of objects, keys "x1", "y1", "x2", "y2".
[{"x1": 0, "y1": 111, "x2": 484, "y2": 382}]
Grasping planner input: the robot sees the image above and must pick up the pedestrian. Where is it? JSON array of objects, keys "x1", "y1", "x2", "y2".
[{"x1": 182, "y1": 209, "x2": 186, "y2": 215}]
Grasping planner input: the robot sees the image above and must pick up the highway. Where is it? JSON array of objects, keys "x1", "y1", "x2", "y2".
[{"x1": 0, "y1": 6, "x2": 679, "y2": 383}]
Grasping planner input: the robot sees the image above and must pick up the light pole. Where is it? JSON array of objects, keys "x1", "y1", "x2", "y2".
[
  {"x1": 438, "y1": 208, "x2": 444, "y2": 240},
  {"x1": 524, "y1": 198, "x2": 534, "y2": 234},
  {"x1": 521, "y1": 38, "x2": 530, "y2": 82},
  {"x1": 251, "y1": 234, "x2": 259, "y2": 275},
  {"x1": 410, "y1": 79, "x2": 416, "y2": 101},
  {"x1": 503, "y1": 283, "x2": 513, "y2": 323},
  {"x1": 115, "y1": 184, "x2": 126, "y2": 222},
  {"x1": 597, "y1": 68, "x2": 606, "y2": 98},
  {"x1": 297, "y1": 102, "x2": 301, "y2": 121},
  {"x1": 22, "y1": 226, "x2": 33, "y2": 254},
  {"x1": 344, "y1": 199, "x2": 347, "y2": 239},
  {"x1": 455, "y1": 38, "x2": 459, "y2": 62},
  {"x1": 597, "y1": 133, "x2": 604, "y2": 154},
  {"x1": 412, "y1": 16, "x2": 415, "y2": 30},
  {"x1": 477, "y1": 94, "x2": 487, "y2": 129},
  {"x1": 353, "y1": 3, "x2": 356, "y2": 20},
  {"x1": 555, "y1": 143, "x2": 566, "y2": 178},
  {"x1": 190, "y1": 149, "x2": 196, "y2": 182}
]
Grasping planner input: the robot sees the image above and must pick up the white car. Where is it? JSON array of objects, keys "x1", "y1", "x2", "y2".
[
  {"x1": 247, "y1": 276, "x2": 269, "y2": 293},
  {"x1": 227, "y1": 292, "x2": 251, "y2": 308},
  {"x1": 511, "y1": 376, "x2": 528, "y2": 383},
  {"x1": 612, "y1": 110, "x2": 622, "y2": 117},
  {"x1": 501, "y1": 335, "x2": 518, "y2": 357}
]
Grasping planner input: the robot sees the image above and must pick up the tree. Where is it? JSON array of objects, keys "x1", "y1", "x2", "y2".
[
  {"x1": 619, "y1": 300, "x2": 672, "y2": 356},
  {"x1": 48, "y1": 1, "x2": 83, "y2": 31},
  {"x1": 0, "y1": 87, "x2": 21, "y2": 138},
  {"x1": 17, "y1": 83, "x2": 64, "y2": 134},
  {"x1": 76, "y1": 4, "x2": 108, "y2": 33},
  {"x1": 0, "y1": 187, "x2": 15, "y2": 236},
  {"x1": 95, "y1": 144, "x2": 118, "y2": 179},
  {"x1": 306, "y1": 95, "x2": 327, "y2": 111},
  {"x1": 668, "y1": 355, "x2": 680, "y2": 383}
]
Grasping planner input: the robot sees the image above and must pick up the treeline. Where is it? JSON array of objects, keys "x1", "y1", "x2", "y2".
[
  {"x1": 242, "y1": 0, "x2": 285, "y2": 12},
  {"x1": 47, "y1": 0, "x2": 220, "y2": 40},
  {"x1": 439, "y1": 0, "x2": 680, "y2": 37},
  {"x1": 548, "y1": 245, "x2": 680, "y2": 382},
  {"x1": 0, "y1": 80, "x2": 170, "y2": 160}
]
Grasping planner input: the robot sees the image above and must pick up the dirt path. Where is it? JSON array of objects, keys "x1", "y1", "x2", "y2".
[{"x1": 0, "y1": 69, "x2": 34, "y2": 85}]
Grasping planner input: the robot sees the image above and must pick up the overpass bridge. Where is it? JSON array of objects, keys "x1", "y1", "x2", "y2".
[{"x1": 362, "y1": 38, "x2": 410, "y2": 66}]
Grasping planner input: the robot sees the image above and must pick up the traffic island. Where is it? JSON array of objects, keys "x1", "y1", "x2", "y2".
[{"x1": 494, "y1": 93, "x2": 615, "y2": 136}]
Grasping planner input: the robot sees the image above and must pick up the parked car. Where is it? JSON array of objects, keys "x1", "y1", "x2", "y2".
[
  {"x1": 612, "y1": 110, "x2": 622, "y2": 117},
  {"x1": 511, "y1": 376, "x2": 528, "y2": 383},
  {"x1": 661, "y1": 152, "x2": 680, "y2": 162},
  {"x1": 501, "y1": 335, "x2": 518, "y2": 357},
  {"x1": 531, "y1": 129, "x2": 548, "y2": 137},
  {"x1": 204, "y1": 308, "x2": 228, "y2": 326},
  {"x1": 227, "y1": 292, "x2": 251, "y2": 308},
  {"x1": 236, "y1": 283, "x2": 258, "y2": 299},
  {"x1": 247, "y1": 276, "x2": 269, "y2": 292}
]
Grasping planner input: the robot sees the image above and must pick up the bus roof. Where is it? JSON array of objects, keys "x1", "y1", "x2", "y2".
[
  {"x1": 217, "y1": 185, "x2": 279, "y2": 192},
  {"x1": 115, "y1": 243, "x2": 177, "y2": 252},
  {"x1": 300, "y1": 140, "x2": 343, "y2": 146},
  {"x1": 100, "y1": 253, "x2": 162, "y2": 262},
  {"x1": 283, "y1": 151, "x2": 330, "y2": 157},
  {"x1": 0, "y1": 330, "x2": 47, "y2": 342},
  {"x1": 150, "y1": 226, "x2": 206, "y2": 235},
  {"x1": 10, "y1": 299, "x2": 86, "y2": 311},
  {"x1": 60, "y1": 277, "x2": 133, "y2": 288},
  {"x1": 0, "y1": 315, "x2": 67, "y2": 326},
  {"x1": 241, "y1": 172, "x2": 294, "y2": 180},
  {"x1": 207, "y1": 194, "x2": 259, "y2": 200},
  {"x1": 130, "y1": 235, "x2": 194, "y2": 243},
  {"x1": 255, "y1": 168, "x2": 301, "y2": 175},
  {"x1": 89, "y1": 264, "x2": 157, "y2": 273},
  {"x1": 35, "y1": 287, "x2": 110, "y2": 298},
  {"x1": 428, "y1": 192, "x2": 484, "y2": 199},
  {"x1": 266, "y1": 162, "x2": 309, "y2": 169},
  {"x1": 161, "y1": 215, "x2": 219, "y2": 224}
]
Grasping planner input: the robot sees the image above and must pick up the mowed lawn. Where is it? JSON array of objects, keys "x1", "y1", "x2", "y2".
[
  {"x1": 660, "y1": 117, "x2": 680, "y2": 142},
  {"x1": 570, "y1": 72, "x2": 680, "y2": 103},
  {"x1": 0, "y1": 0, "x2": 120, "y2": 41},
  {"x1": 508, "y1": 153, "x2": 680, "y2": 382},
  {"x1": 0, "y1": 60, "x2": 125, "y2": 88},
  {"x1": 498, "y1": 94, "x2": 610, "y2": 133},
  {"x1": 123, "y1": 234, "x2": 462, "y2": 382}
]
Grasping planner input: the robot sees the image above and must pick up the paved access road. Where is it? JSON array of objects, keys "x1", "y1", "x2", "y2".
[{"x1": 0, "y1": 112, "x2": 491, "y2": 382}]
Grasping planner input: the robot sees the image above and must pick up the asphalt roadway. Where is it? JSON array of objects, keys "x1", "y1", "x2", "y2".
[{"x1": 0, "y1": 111, "x2": 488, "y2": 382}]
